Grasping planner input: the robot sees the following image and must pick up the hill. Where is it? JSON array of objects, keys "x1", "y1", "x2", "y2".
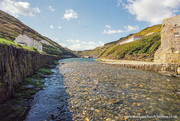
[
  {"x1": 0, "y1": 10, "x2": 76, "y2": 57},
  {"x1": 78, "y1": 24, "x2": 161, "y2": 61}
]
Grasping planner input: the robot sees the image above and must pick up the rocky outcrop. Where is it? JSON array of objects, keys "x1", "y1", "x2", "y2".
[
  {"x1": 154, "y1": 15, "x2": 180, "y2": 64},
  {"x1": 0, "y1": 44, "x2": 60, "y2": 102}
]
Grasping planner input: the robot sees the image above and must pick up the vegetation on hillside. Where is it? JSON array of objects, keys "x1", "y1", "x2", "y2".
[
  {"x1": 100, "y1": 33, "x2": 161, "y2": 61},
  {"x1": 43, "y1": 44, "x2": 62, "y2": 56},
  {"x1": 135, "y1": 24, "x2": 161, "y2": 36},
  {"x1": 78, "y1": 24, "x2": 162, "y2": 61}
]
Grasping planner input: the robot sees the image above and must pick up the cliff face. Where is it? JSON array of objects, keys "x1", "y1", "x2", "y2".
[
  {"x1": 154, "y1": 15, "x2": 180, "y2": 64},
  {"x1": 0, "y1": 44, "x2": 59, "y2": 102}
]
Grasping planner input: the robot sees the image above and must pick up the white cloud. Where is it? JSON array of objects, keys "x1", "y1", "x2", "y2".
[
  {"x1": 50, "y1": 25, "x2": 54, "y2": 29},
  {"x1": 58, "y1": 43, "x2": 66, "y2": 47},
  {"x1": 0, "y1": 0, "x2": 40, "y2": 17},
  {"x1": 58, "y1": 26, "x2": 62, "y2": 29},
  {"x1": 68, "y1": 44, "x2": 81, "y2": 50},
  {"x1": 124, "y1": 25, "x2": 139, "y2": 32},
  {"x1": 123, "y1": 0, "x2": 180, "y2": 25},
  {"x1": 54, "y1": 38, "x2": 58, "y2": 41},
  {"x1": 103, "y1": 24, "x2": 139, "y2": 34},
  {"x1": 48, "y1": 6, "x2": 55, "y2": 11},
  {"x1": 63, "y1": 39, "x2": 104, "y2": 51},
  {"x1": 63, "y1": 9, "x2": 78, "y2": 21},
  {"x1": 66, "y1": 39, "x2": 80, "y2": 43},
  {"x1": 105, "y1": 25, "x2": 111, "y2": 29},
  {"x1": 117, "y1": 0, "x2": 123, "y2": 7},
  {"x1": 103, "y1": 29, "x2": 124, "y2": 34}
]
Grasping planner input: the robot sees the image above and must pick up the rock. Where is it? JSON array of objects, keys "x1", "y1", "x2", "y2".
[
  {"x1": 175, "y1": 92, "x2": 180, "y2": 99},
  {"x1": 50, "y1": 114, "x2": 56, "y2": 120},
  {"x1": 85, "y1": 117, "x2": 89, "y2": 121},
  {"x1": 113, "y1": 100, "x2": 123, "y2": 105},
  {"x1": 35, "y1": 87, "x2": 41, "y2": 90},
  {"x1": 22, "y1": 85, "x2": 35, "y2": 89},
  {"x1": 38, "y1": 73, "x2": 52, "y2": 78},
  {"x1": 95, "y1": 109, "x2": 100, "y2": 113},
  {"x1": 177, "y1": 67, "x2": 180, "y2": 75}
]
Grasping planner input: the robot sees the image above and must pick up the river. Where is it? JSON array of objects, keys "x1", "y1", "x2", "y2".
[{"x1": 25, "y1": 58, "x2": 180, "y2": 121}]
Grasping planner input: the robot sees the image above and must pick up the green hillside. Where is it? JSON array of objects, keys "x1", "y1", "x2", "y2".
[
  {"x1": 78, "y1": 24, "x2": 161, "y2": 61},
  {"x1": 0, "y1": 10, "x2": 76, "y2": 57}
]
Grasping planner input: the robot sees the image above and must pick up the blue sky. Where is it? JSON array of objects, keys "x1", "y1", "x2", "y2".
[{"x1": 0, "y1": 0, "x2": 180, "y2": 50}]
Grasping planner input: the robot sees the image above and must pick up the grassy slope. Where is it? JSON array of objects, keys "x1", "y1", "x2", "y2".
[
  {"x1": 101, "y1": 33, "x2": 161, "y2": 61},
  {"x1": 79, "y1": 24, "x2": 161, "y2": 61},
  {"x1": 0, "y1": 10, "x2": 75, "y2": 57}
]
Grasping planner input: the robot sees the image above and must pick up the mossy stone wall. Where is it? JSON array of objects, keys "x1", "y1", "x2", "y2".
[{"x1": 0, "y1": 44, "x2": 59, "y2": 102}]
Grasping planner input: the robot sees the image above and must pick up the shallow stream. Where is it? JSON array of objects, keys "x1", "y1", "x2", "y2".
[{"x1": 25, "y1": 58, "x2": 179, "y2": 121}]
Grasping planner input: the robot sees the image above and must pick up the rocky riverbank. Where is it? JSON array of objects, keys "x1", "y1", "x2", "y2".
[
  {"x1": 60, "y1": 59, "x2": 179, "y2": 121},
  {"x1": 0, "y1": 63, "x2": 56, "y2": 121}
]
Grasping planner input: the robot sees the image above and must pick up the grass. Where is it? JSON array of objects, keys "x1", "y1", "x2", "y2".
[
  {"x1": 53, "y1": 60, "x2": 59, "y2": 65},
  {"x1": 13, "y1": 67, "x2": 53, "y2": 100},
  {"x1": 135, "y1": 24, "x2": 161, "y2": 36},
  {"x1": 100, "y1": 33, "x2": 161, "y2": 59},
  {"x1": 0, "y1": 37, "x2": 40, "y2": 52},
  {"x1": 43, "y1": 44, "x2": 62, "y2": 56},
  {"x1": 14, "y1": 75, "x2": 45, "y2": 99},
  {"x1": 36, "y1": 68, "x2": 53, "y2": 75}
]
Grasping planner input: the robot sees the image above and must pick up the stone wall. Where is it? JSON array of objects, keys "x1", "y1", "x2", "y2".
[
  {"x1": 154, "y1": 15, "x2": 180, "y2": 64},
  {"x1": 101, "y1": 62, "x2": 179, "y2": 76},
  {"x1": 0, "y1": 44, "x2": 59, "y2": 102}
]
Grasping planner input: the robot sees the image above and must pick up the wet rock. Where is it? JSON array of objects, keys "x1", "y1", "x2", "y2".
[
  {"x1": 60, "y1": 62, "x2": 65, "y2": 65},
  {"x1": 113, "y1": 100, "x2": 123, "y2": 105},
  {"x1": 85, "y1": 117, "x2": 89, "y2": 121},
  {"x1": 50, "y1": 114, "x2": 56, "y2": 120},
  {"x1": 177, "y1": 67, "x2": 180, "y2": 75},
  {"x1": 175, "y1": 92, "x2": 180, "y2": 99},
  {"x1": 38, "y1": 73, "x2": 52, "y2": 78},
  {"x1": 22, "y1": 85, "x2": 35, "y2": 89},
  {"x1": 35, "y1": 87, "x2": 41, "y2": 90}
]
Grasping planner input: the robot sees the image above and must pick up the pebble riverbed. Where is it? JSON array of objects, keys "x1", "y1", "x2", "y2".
[{"x1": 60, "y1": 59, "x2": 180, "y2": 121}]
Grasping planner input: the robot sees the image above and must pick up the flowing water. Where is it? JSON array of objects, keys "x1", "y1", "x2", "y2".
[
  {"x1": 25, "y1": 65, "x2": 72, "y2": 121},
  {"x1": 25, "y1": 58, "x2": 180, "y2": 121}
]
